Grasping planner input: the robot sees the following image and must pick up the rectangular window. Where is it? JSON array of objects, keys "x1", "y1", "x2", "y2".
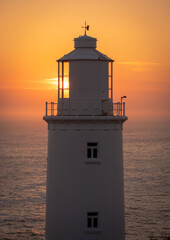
[
  {"x1": 87, "y1": 143, "x2": 98, "y2": 159},
  {"x1": 58, "y1": 61, "x2": 69, "y2": 99},
  {"x1": 108, "y1": 61, "x2": 113, "y2": 99},
  {"x1": 87, "y1": 212, "x2": 98, "y2": 229}
]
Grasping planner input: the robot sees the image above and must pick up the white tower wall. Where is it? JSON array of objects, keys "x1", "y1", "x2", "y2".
[{"x1": 46, "y1": 120, "x2": 125, "y2": 240}]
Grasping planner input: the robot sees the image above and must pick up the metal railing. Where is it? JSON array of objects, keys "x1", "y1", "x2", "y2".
[
  {"x1": 45, "y1": 102, "x2": 126, "y2": 117},
  {"x1": 45, "y1": 102, "x2": 58, "y2": 116}
]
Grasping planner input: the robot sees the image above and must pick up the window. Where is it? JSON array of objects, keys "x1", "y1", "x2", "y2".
[
  {"x1": 87, "y1": 143, "x2": 98, "y2": 159},
  {"x1": 87, "y1": 212, "x2": 98, "y2": 229},
  {"x1": 108, "y1": 61, "x2": 113, "y2": 99},
  {"x1": 85, "y1": 142, "x2": 101, "y2": 164},
  {"x1": 58, "y1": 61, "x2": 69, "y2": 98}
]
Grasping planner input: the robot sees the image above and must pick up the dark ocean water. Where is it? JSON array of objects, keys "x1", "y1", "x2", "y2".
[{"x1": 0, "y1": 118, "x2": 169, "y2": 240}]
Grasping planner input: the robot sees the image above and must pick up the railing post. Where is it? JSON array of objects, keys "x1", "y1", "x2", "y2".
[
  {"x1": 46, "y1": 102, "x2": 48, "y2": 116},
  {"x1": 51, "y1": 102, "x2": 54, "y2": 116},
  {"x1": 123, "y1": 102, "x2": 125, "y2": 116},
  {"x1": 55, "y1": 103, "x2": 57, "y2": 116},
  {"x1": 118, "y1": 102, "x2": 121, "y2": 116}
]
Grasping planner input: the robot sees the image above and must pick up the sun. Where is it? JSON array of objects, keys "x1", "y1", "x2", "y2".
[
  {"x1": 45, "y1": 77, "x2": 69, "y2": 89},
  {"x1": 63, "y1": 78, "x2": 69, "y2": 89}
]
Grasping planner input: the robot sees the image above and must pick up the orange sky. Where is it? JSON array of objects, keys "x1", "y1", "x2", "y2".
[{"x1": 1, "y1": 0, "x2": 170, "y2": 120}]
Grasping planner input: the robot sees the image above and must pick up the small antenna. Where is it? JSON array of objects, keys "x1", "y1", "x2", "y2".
[{"x1": 82, "y1": 21, "x2": 89, "y2": 36}]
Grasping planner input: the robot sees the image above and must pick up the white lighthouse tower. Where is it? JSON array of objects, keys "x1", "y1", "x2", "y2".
[{"x1": 43, "y1": 25, "x2": 127, "y2": 240}]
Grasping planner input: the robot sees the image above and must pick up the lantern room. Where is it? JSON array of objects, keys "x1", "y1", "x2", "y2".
[
  {"x1": 56, "y1": 34, "x2": 114, "y2": 116},
  {"x1": 57, "y1": 35, "x2": 113, "y2": 100}
]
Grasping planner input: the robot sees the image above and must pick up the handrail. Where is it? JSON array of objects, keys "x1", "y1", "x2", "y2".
[{"x1": 45, "y1": 102, "x2": 126, "y2": 117}]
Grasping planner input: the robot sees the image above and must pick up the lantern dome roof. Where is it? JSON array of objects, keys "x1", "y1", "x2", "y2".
[{"x1": 57, "y1": 35, "x2": 113, "y2": 62}]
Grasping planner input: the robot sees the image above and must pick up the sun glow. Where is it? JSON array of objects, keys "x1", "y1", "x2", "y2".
[
  {"x1": 46, "y1": 77, "x2": 69, "y2": 89},
  {"x1": 63, "y1": 78, "x2": 69, "y2": 89}
]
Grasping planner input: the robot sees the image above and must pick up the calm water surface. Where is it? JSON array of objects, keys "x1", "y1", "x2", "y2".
[{"x1": 0, "y1": 118, "x2": 169, "y2": 240}]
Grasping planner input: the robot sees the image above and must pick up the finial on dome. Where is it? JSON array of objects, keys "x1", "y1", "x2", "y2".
[{"x1": 81, "y1": 21, "x2": 89, "y2": 36}]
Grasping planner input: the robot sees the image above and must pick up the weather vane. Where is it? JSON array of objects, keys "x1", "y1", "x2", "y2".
[{"x1": 82, "y1": 21, "x2": 89, "y2": 36}]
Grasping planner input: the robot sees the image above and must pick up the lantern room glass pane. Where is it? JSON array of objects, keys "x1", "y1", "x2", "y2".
[
  {"x1": 109, "y1": 89, "x2": 112, "y2": 98},
  {"x1": 108, "y1": 62, "x2": 113, "y2": 99},
  {"x1": 59, "y1": 89, "x2": 62, "y2": 98},
  {"x1": 63, "y1": 89, "x2": 69, "y2": 98},
  {"x1": 63, "y1": 62, "x2": 69, "y2": 76},
  {"x1": 109, "y1": 76, "x2": 112, "y2": 89},
  {"x1": 58, "y1": 61, "x2": 69, "y2": 99},
  {"x1": 109, "y1": 62, "x2": 112, "y2": 76}
]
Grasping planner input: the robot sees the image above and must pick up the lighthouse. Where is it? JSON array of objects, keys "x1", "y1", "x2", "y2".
[{"x1": 43, "y1": 25, "x2": 127, "y2": 240}]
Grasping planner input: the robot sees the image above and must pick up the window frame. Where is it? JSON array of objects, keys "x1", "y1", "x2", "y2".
[
  {"x1": 87, "y1": 212, "x2": 98, "y2": 229},
  {"x1": 87, "y1": 142, "x2": 98, "y2": 159},
  {"x1": 85, "y1": 212, "x2": 102, "y2": 234},
  {"x1": 85, "y1": 142, "x2": 102, "y2": 164}
]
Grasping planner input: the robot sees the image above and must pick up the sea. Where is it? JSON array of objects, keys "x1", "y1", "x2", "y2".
[{"x1": 0, "y1": 117, "x2": 169, "y2": 240}]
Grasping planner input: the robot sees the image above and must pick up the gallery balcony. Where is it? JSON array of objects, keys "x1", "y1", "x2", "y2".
[{"x1": 44, "y1": 101, "x2": 127, "y2": 119}]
